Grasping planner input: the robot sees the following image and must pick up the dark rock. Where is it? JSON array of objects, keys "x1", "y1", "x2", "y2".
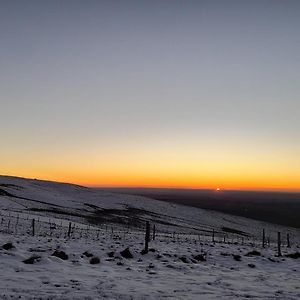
[
  {"x1": 120, "y1": 247, "x2": 133, "y2": 259},
  {"x1": 83, "y1": 251, "x2": 93, "y2": 258},
  {"x1": 285, "y1": 252, "x2": 300, "y2": 259},
  {"x1": 233, "y1": 254, "x2": 242, "y2": 261},
  {"x1": 23, "y1": 255, "x2": 41, "y2": 264},
  {"x1": 51, "y1": 250, "x2": 68, "y2": 260},
  {"x1": 90, "y1": 257, "x2": 100, "y2": 264},
  {"x1": 179, "y1": 256, "x2": 189, "y2": 263},
  {"x1": 166, "y1": 264, "x2": 175, "y2": 269},
  {"x1": 107, "y1": 251, "x2": 115, "y2": 258},
  {"x1": 248, "y1": 263, "x2": 255, "y2": 268},
  {"x1": 245, "y1": 250, "x2": 261, "y2": 257},
  {"x1": 2, "y1": 243, "x2": 15, "y2": 250},
  {"x1": 29, "y1": 248, "x2": 47, "y2": 253},
  {"x1": 193, "y1": 254, "x2": 206, "y2": 262}
]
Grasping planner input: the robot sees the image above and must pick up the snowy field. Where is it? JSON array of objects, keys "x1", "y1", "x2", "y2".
[
  {"x1": 0, "y1": 176, "x2": 299, "y2": 299},
  {"x1": 1, "y1": 229, "x2": 300, "y2": 299}
]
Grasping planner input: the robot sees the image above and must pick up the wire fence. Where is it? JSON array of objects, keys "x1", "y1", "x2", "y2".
[{"x1": 0, "y1": 209, "x2": 299, "y2": 256}]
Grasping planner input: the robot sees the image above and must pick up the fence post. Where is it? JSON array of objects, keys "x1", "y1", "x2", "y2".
[
  {"x1": 262, "y1": 228, "x2": 265, "y2": 248},
  {"x1": 111, "y1": 226, "x2": 114, "y2": 237},
  {"x1": 153, "y1": 224, "x2": 156, "y2": 240},
  {"x1": 68, "y1": 222, "x2": 72, "y2": 237},
  {"x1": 32, "y1": 219, "x2": 35, "y2": 236},
  {"x1": 144, "y1": 221, "x2": 150, "y2": 253},
  {"x1": 212, "y1": 229, "x2": 215, "y2": 243},
  {"x1": 287, "y1": 233, "x2": 290, "y2": 248},
  {"x1": 277, "y1": 232, "x2": 282, "y2": 257}
]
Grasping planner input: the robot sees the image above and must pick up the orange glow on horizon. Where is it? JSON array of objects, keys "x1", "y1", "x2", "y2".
[
  {"x1": 2, "y1": 169, "x2": 299, "y2": 193},
  {"x1": 1, "y1": 134, "x2": 300, "y2": 193}
]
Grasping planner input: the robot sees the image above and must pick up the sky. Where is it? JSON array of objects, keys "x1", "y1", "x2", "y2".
[{"x1": 1, "y1": 0, "x2": 300, "y2": 191}]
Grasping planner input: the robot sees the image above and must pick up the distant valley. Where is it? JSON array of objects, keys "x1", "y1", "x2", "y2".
[{"x1": 102, "y1": 188, "x2": 300, "y2": 229}]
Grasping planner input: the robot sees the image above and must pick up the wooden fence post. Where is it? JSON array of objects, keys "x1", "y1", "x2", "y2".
[
  {"x1": 262, "y1": 228, "x2": 265, "y2": 248},
  {"x1": 287, "y1": 233, "x2": 290, "y2": 248},
  {"x1": 277, "y1": 232, "x2": 282, "y2": 257},
  {"x1": 153, "y1": 224, "x2": 156, "y2": 240},
  {"x1": 212, "y1": 229, "x2": 215, "y2": 243},
  {"x1": 144, "y1": 221, "x2": 150, "y2": 253},
  {"x1": 32, "y1": 219, "x2": 35, "y2": 236},
  {"x1": 68, "y1": 222, "x2": 72, "y2": 237}
]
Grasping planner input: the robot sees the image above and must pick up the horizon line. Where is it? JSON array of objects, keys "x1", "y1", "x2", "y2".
[
  {"x1": 89, "y1": 185, "x2": 300, "y2": 194},
  {"x1": 1, "y1": 174, "x2": 299, "y2": 194}
]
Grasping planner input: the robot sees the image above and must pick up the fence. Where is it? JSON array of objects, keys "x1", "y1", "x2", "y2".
[{"x1": 0, "y1": 209, "x2": 298, "y2": 256}]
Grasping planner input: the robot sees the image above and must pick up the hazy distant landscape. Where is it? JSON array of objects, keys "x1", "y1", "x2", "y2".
[{"x1": 104, "y1": 188, "x2": 300, "y2": 229}]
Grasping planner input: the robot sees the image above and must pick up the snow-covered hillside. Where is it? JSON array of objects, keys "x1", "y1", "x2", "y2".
[
  {"x1": 0, "y1": 175, "x2": 299, "y2": 241},
  {"x1": 0, "y1": 175, "x2": 299, "y2": 299}
]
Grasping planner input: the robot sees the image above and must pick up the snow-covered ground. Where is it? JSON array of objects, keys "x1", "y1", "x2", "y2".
[
  {"x1": 0, "y1": 175, "x2": 299, "y2": 299},
  {"x1": 1, "y1": 229, "x2": 299, "y2": 299}
]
